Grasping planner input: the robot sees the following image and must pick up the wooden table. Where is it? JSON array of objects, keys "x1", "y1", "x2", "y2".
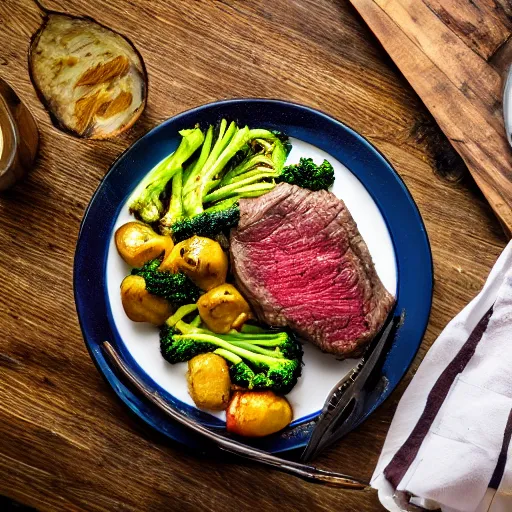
[{"x1": 0, "y1": 1, "x2": 507, "y2": 510}]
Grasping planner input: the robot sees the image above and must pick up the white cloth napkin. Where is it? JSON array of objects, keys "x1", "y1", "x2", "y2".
[{"x1": 372, "y1": 241, "x2": 512, "y2": 512}]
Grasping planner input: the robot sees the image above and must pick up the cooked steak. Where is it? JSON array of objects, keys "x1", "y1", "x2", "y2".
[{"x1": 230, "y1": 183, "x2": 395, "y2": 358}]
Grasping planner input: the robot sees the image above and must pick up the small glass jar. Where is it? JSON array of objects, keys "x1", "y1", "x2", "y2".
[{"x1": 0, "y1": 77, "x2": 39, "y2": 190}]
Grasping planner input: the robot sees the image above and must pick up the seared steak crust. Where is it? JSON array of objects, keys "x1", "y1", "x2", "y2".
[{"x1": 230, "y1": 183, "x2": 395, "y2": 358}]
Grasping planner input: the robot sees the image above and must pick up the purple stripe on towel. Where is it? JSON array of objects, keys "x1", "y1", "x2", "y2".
[
  {"x1": 489, "y1": 407, "x2": 512, "y2": 489},
  {"x1": 384, "y1": 307, "x2": 494, "y2": 488}
]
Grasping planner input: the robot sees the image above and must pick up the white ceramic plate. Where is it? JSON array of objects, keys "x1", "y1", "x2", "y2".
[{"x1": 106, "y1": 136, "x2": 397, "y2": 424}]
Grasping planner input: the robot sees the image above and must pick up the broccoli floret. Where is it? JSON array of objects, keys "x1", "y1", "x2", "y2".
[
  {"x1": 169, "y1": 204, "x2": 240, "y2": 243},
  {"x1": 205, "y1": 129, "x2": 289, "y2": 205},
  {"x1": 228, "y1": 360, "x2": 256, "y2": 389},
  {"x1": 131, "y1": 259, "x2": 200, "y2": 306},
  {"x1": 159, "y1": 162, "x2": 187, "y2": 231},
  {"x1": 128, "y1": 120, "x2": 295, "y2": 239},
  {"x1": 277, "y1": 157, "x2": 335, "y2": 191},
  {"x1": 271, "y1": 130, "x2": 293, "y2": 156},
  {"x1": 182, "y1": 120, "x2": 241, "y2": 216},
  {"x1": 129, "y1": 128, "x2": 204, "y2": 223},
  {"x1": 160, "y1": 324, "x2": 216, "y2": 362},
  {"x1": 159, "y1": 306, "x2": 303, "y2": 394},
  {"x1": 158, "y1": 122, "x2": 292, "y2": 239},
  {"x1": 215, "y1": 347, "x2": 301, "y2": 394}
]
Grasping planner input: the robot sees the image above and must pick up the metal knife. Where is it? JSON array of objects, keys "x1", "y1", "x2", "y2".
[
  {"x1": 504, "y1": 65, "x2": 512, "y2": 148},
  {"x1": 301, "y1": 311, "x2": 404, "y2": 462}
]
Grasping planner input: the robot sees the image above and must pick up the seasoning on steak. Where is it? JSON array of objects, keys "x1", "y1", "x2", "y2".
[{"x1": 230, "y1": 183, "x2": 395, "y2": 358}]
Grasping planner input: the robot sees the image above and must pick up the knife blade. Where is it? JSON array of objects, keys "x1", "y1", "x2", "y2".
[
  {"x1": 301, "y1": 311, "x2": 404, "y2": 462},
  {"x1": 504, "y1": 65, "x2": 512, "y2": 148}
]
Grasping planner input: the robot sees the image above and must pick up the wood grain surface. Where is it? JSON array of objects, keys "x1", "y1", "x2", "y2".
[
  {"x1": 349, "y1": 0, "x2": 512, "y2": 235},
  {"x1": 0, "y1": 1, "x2": 508, "y2": 511},
  {"x1": 425, "y1": 0, "x2": 512, "y2": 60}
]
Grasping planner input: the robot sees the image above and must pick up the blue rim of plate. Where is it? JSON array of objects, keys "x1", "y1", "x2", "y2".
[{"x1": 74, "y1": 98, "x2": 433, "y2": 454}]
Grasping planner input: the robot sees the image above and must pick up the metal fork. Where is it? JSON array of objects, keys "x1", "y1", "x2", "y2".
[{"x1": 301, "y1": 312, "x2": 404, "y2": 462}]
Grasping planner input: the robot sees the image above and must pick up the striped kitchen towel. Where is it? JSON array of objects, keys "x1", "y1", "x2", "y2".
[{"x1": 372, "y1": 241, "x2": 512, "y2": 512}]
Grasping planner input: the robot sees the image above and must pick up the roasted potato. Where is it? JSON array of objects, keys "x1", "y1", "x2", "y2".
[
  {"x1": 160, "y1": 236, "x2": 228, "y2": 291},
  {"x1": 187, "y1": 353, "x2": 231, "y2": 410},
  {"x1": 197, "y1": 284, "x2": 252, "y2": 333},
  {"x1": 226, "y1": 391, "x2": 293, "y2": 437},
  {"x1": 115, "y1": 222, "x2": 173, "y2": 267},
  {"x1": 120, "y1": 275, "x2": 172, "y2": 325}
]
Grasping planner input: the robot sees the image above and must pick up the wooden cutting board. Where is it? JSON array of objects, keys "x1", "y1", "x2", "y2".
[{"x1": 349, "y1": 0, "x2": 512, "y2": 235}]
